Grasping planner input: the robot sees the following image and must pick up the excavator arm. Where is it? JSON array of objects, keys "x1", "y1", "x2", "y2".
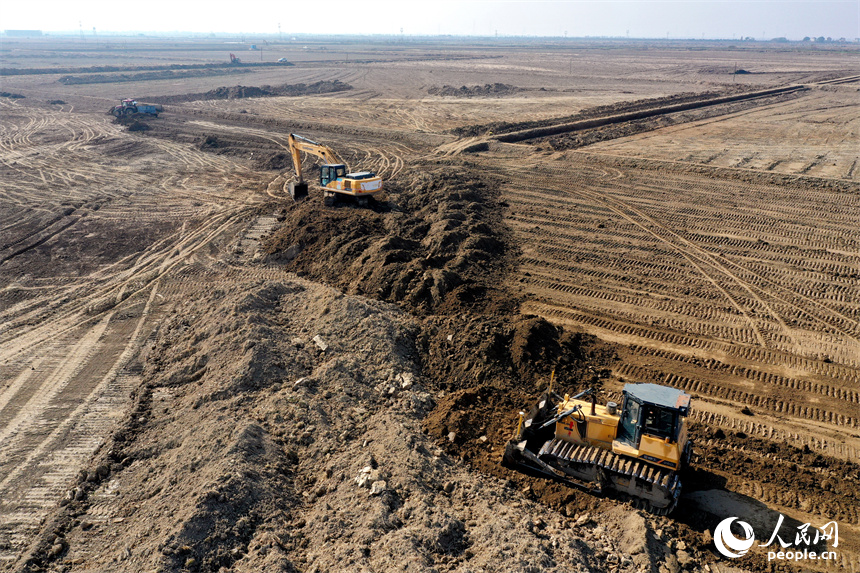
[{"x1": 287, "y1": 133, "x2": 345, "y2": 183}]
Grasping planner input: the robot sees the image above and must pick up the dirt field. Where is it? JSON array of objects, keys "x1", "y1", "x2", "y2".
[{"x1": 1, "y1": 36, "x2": 858, "y2": 573}]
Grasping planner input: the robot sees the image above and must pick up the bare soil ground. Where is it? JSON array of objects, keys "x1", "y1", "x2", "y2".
[{"x1": 0, "y1": 36, "x2": 858, "y2": 573}]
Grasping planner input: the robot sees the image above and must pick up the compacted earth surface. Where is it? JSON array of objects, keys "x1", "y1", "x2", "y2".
[{"x1": 1, "y1": 36, "x2": 858, "y2": 573}]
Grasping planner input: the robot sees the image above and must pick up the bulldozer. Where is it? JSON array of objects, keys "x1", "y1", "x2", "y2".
[
  {"x1": 286, "y1": 133, "x2": 383, "y2": 206},
  {"x1": 503, "y1": 381, "x2": 693, "y2": 515}
]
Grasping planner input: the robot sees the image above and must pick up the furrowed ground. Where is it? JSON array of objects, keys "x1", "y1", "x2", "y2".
[{"x1": 0, "y1": 36, "x2": 858, "y2": 573}]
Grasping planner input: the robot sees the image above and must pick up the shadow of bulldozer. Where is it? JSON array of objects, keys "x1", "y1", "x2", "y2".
[{"x1": 676, "y1": 467, "x2": 831, "y2": 560}]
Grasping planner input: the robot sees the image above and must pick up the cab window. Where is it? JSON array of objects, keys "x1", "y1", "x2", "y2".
[
  {"x1": 642, "y1": 405, "x2": 676, "y2": 439},
  {"x1": 627, "y1": 400, "x2": 639, "y2": 424}
]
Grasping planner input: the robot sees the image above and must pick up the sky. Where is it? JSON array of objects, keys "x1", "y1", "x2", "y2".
[{"x1": 2, "y1": 0, "x2": 858, "y2": 40}]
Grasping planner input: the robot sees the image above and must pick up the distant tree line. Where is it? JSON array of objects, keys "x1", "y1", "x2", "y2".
[{"x1": 800, "y1": 36, "x2": 850, "y2": 43}]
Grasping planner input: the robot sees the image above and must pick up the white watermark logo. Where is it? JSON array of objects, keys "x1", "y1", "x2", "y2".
[
  {"x1": 714, "y1": 515, "x2": 838, "y2": 562},
  {"x1": 714, "y1": 517, "x2": 755, "y2": 558}
]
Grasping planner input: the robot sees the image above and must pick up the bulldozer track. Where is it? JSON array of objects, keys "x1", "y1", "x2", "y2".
[
  {"x1": 627, "y1": 345, "x2": 860, "y2": 404},
  {"x1": 501, "y1": 155, "x2": 860, "y2": 368},
  {"x1": 611, "y1": 361, "x2": 857, "y2": 430},
  {"x1": 537, "y1": 438, "x2": 680, "y2": 515},
  {"x1": 529, "y1": 301, "x2": 860, "y2": 384}
]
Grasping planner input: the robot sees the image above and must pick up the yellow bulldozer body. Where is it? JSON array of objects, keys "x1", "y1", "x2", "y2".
[{"x1": 554, "y1": 395, "x2": 686, "y2": 470}]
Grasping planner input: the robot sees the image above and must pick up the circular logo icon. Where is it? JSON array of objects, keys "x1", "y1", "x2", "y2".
[{"x1": 714, "y1": 517, "x2": 755, "y2": 558}]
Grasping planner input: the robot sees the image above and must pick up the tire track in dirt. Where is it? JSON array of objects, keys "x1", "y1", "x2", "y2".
[
  {"x1": 0, "y1": 116, "x2": 272, "y2": 565},
  {"x1": 0, "y1": 284, "x2": 163, "y2": 564},
  {"x1": 504, "y1": 163, "x2": 771, "y2": 346}
]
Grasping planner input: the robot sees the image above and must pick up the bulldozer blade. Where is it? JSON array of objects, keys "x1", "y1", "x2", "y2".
[{"x1": 289, "y1": 181, "x2": 308, "y2": 202}]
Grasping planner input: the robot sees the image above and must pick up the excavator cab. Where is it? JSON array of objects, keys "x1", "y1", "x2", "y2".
[{"x1": 320, "y1": 164, "x2": 347, "y2": 187}]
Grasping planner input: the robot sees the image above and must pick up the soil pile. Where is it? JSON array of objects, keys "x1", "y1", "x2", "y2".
[
  {"x1": 58, "y1": 68, "x2": 253, "y2": 85},
  {"x1": 126, "y1": 121, "x2": 151, "y2": 132},
  {"x1": 112, "y1": 115, "x2": 153, "y2": 131},
  {"x1": 429, "y1": 83, "x2": 522, "y2": 97},
  {"x1": 256, "y1": 155, "x2": 719, "y2": 569},
  {"x1": 255, "y1": 152, "x2": 291, "y2": 170},
  {"x1": 263, "y1": 161, "x2": 514, "y2": 316},
  {"x1": 451, "y1": 88, "x2": 748, "y2": 137},
  {"x1": 14, "y1": 278, "x2": 690, "y2": 573},
  {"x1": 152, "y1": 81, "x2": 353, "y2": 104},
  {"x1": 206, "y1": 85, "x2": 271, "y2": 99}
]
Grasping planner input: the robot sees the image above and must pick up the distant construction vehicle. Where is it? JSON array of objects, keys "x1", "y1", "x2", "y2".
[
  {"x1": 286, "y1": 133, "x2": 383, "y2": 206},
  {"x1": 503, "y1": 381, "x2": 693, "y2": 515},
  {"x1": 109, "y1": 99, "x2": 162, "y2": 118},
  {"x1": 229, "y1": 53, "x2": 241, "y2": 64}
]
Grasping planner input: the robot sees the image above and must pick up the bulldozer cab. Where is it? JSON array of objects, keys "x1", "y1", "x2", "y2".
[
  {"x1": 320, "y1": 164, "x2": 347, "y2": 187},
  {"x1": 616, "y1": 383, "x2": 690, "y2": 448}
]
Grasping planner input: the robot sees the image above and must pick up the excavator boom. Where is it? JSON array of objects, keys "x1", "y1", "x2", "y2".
[{"x1": 288, "y1": 134, "x2": 342, "y2": 172}]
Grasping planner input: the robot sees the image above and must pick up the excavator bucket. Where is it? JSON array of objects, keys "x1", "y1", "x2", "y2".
[{"x1": 289, "y1": 181, "x2": 308, "y2": 202}]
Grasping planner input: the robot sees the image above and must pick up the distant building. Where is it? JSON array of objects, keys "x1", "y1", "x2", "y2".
[{"x1": 4, "y1": 30, "x2": 43, "y2": 37}]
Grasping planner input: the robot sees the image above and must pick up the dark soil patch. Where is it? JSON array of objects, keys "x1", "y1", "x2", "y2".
[
  {"x1": 58, "y1": 67, "x2": 253, "y2": 85},
  {"x1": 112, "y1": 114, "x2": 154, "y2": 130},
  {"x1": 428, "y1": 83, "x2": 522, "y2": 97},
  {"x1": 255, "y1": 152, "x2": 291, "y2": 170},
  {"x1": 262, "y1": 160, "x2": 515, "y2": 317},
  {"x1": 150, "y1": 80, "x2": 352, "y2": 104},
  {"x1": 452, "y1": 88, "x2": 749, "y2": 137},
  {"x1": 127, "y1": 121, "x2": 151, "y2": 132}
]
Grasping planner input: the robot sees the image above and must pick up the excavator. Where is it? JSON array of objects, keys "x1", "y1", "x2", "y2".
[
  {"x1": 503, "y1": 380, "x2": 693, "y2": 515},
  {"x1": 286, "y1": 133, "x2": 383, "y2": 206}
]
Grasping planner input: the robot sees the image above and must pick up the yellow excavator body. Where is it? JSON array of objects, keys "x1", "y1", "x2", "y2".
[{"x1": 286, "y1": 133, "x2": 382, "y2": 205}]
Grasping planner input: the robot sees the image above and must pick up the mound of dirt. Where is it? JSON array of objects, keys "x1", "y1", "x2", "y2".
[
  {"x1": 152, "y1": 80, "x2": 353, "y2": 104},
  {"x1": 205, "y1": 85, "x2": 271, "y2": 99},
  {"x1": 57, "y1": 67, "x2": 253, "y2": 85},
  {"x1": 126, "y1": 121, "x2": 151, "y2": 132},
  {"x1": 111, "y1": 115, "x2": 152, "y2": 131},
  {"x1": 254, "y1": 152, "x2": 291, "y2": 170},
  {"x1": 196, "y1": 134, "x2": 223, "y2": 149},
  {"x1": 263, "y1": 161, "x2": 514, "y2": 316},
  {"x1": 428, "y1": 83, "x2": 522, "y2": 97},
  {"x1": 451, "y1": 88, "x2": 748, "y2": 137},
  {"x1": 17, "y1": 278, "x2": 686, "y2": 573}
]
